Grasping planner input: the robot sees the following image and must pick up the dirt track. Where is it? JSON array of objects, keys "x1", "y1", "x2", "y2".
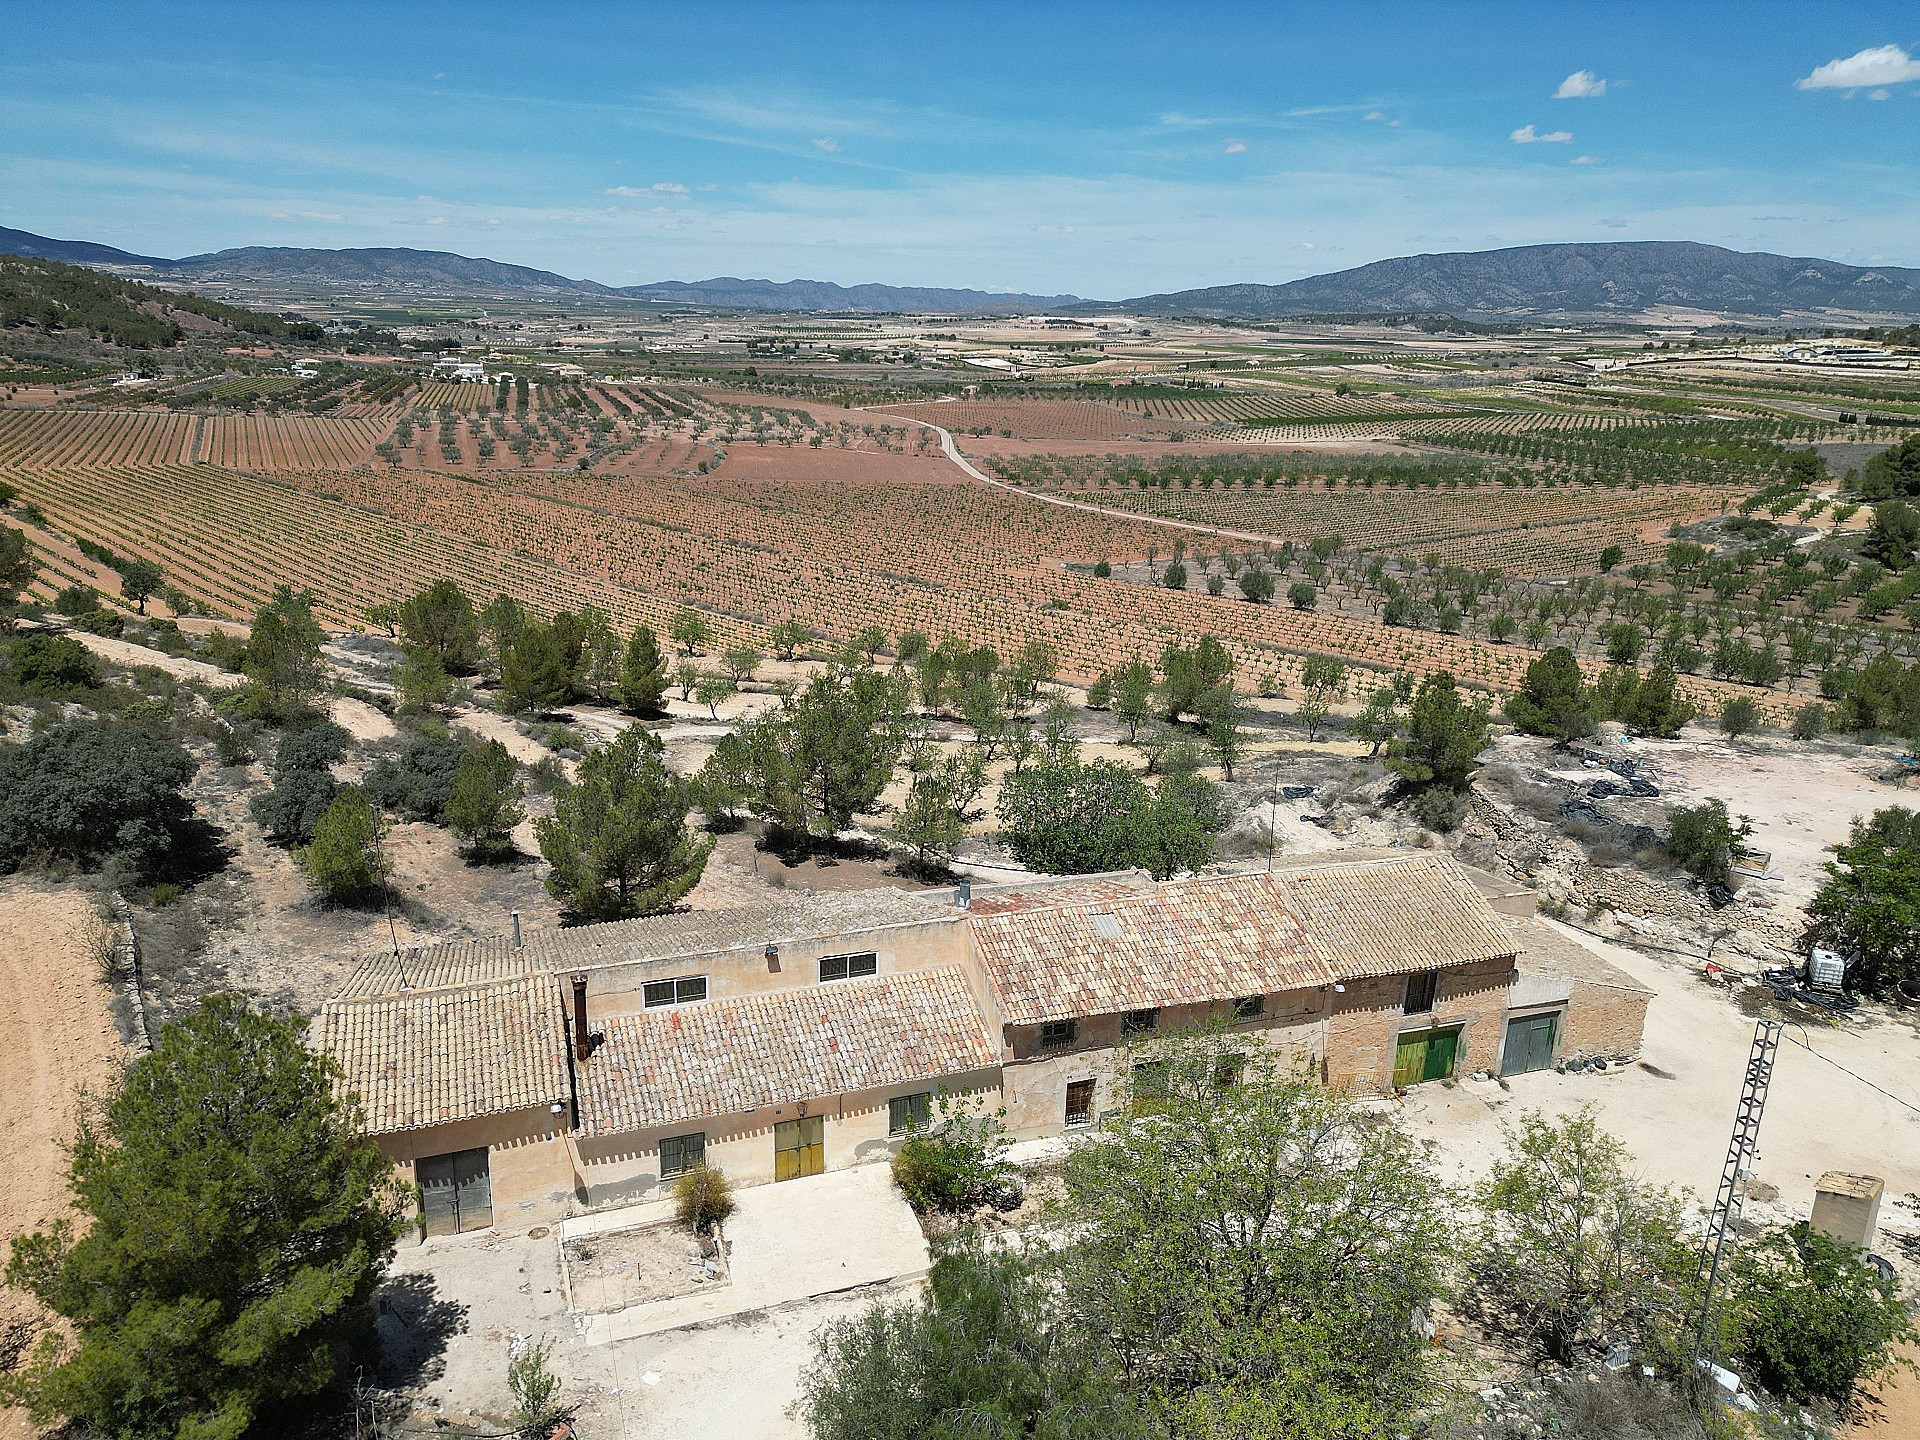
[{"x1": 0, "y1": 888, "x2": 128, "y2": 1440}]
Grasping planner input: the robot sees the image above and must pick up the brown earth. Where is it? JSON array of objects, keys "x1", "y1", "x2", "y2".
[{"x1": 0, "y1": 888, "x2": 128, "y2": 1440}]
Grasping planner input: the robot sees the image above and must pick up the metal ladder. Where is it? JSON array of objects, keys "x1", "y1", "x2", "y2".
[{"x1": 1692, "y1": 1019, "x2": 1782, "y2": 1359}]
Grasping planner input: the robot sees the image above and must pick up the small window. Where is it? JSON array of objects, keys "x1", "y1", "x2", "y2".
[
  {"x1": 1132, "y1": 1060, "x2": 1169, "y2": 1100},
  {"x1": 643, "y1": 975, "x2": 708, "y2": 1008},
  {"x1": 1403, "y1": 970, "x2": 1438, "y2": 1015},
  {"x1": 888, "y1": 1092, "x2": 932, "y2": 1135},
  {"x1": 1213, "y1": 1054, "x2": 1246, "y2": 1090},
  {"x1": 1064, "y1": 1078, "x2": 1096, "y2": 1127},
  {"x1": 1232, "y1": 994, "x2": 1265, "y2": 1021},
  {"x1": 659, "y1": 1132, "x2": 706, "y2": 1178},
  {"x1": 1040, "y1": 1019, "x2": 1079, "y2": 1048},
  {"x1": 1121, "y1": 1008, "x2": 1158, "y2": 1036},
  {"x1": 819, "y1": 952, "x2": 879, "y2": 983}
]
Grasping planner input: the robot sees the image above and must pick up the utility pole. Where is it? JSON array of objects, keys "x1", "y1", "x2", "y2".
[{"x1": 1691, "y1": 1019, "x2": 1783, "y2": 1364}]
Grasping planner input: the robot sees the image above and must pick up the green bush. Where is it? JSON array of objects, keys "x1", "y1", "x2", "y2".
[
  {"x1": 7, "y1": 633, "x2": 102, "y2": 693},
  {"x1": 297, "y1": 788, "x2": 387, "y2": 904},
  {"x1": 1729, "y1": 1223, "x2": 1914, "y2": 1403},
  {"x1": 361, "y1": 733, "x2": 466, "y2": 823},
  {"x1": 1790, "y1": 702, "x2": 1829, "y2": 742},
  {"x1": 673, "y1": 1163, "x2": 735, "y2": 1234},
  {"x1": 1410, "y1": 786, "x2": 1466, "y2": 833},
  {"x1": 890, "y1": 1104, "x2": 1019, "y2": 1215},
  {"x1": 1718, "y1": 695, "x2": 1760, "y2": 738}
]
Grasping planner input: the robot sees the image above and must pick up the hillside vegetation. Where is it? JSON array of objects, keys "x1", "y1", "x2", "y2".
[{"x1": 0, "y1": 254, "x2": 322, "y2": 348}]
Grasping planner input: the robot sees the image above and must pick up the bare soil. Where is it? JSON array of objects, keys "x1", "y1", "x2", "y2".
[
  {"x1": 562, "y1": 1223, "x2": 727, "y2": 1313},
  {"x1": 0, "y1": 888, "x2": 128, "y2": 1440}
]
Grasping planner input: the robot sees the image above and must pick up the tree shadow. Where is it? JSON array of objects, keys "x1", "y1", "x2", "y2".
[
  {"x1": 371, "y1": 1271, "x2": 468, "y2": 1389},
  {"x1": 756, "y1": 828, "x2": 890, "y2": 868},
  {"x1": 153, "y1": 815, "x2": 232, "y2": 885}
]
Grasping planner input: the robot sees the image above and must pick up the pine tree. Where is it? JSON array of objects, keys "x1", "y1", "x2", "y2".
[
  {"x1": 445, "y1": 740, "x2": 525, "y2": 861},
  {"x1": 619, "y1": 624, "x2": 669, "y2": 712},
  {"x1": 2, "y1": 996, "x2": 407, "y2": 1440},
  {"x1": 536, "y1": 727, "x2": 713, "y2": 918}
]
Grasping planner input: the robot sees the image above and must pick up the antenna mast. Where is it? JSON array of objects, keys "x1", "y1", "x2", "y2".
[{"x1": 1691, "y1": 1018, "x2": 1782, "y2": 1362}]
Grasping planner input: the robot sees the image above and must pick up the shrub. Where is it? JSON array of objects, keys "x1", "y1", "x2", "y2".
[
  {"x1": 890, "y1": 1104, "x2": 1018, "y2": 1215},
  {"x1": 507, "y1": 1336, "x2": 566, "y2": 1435},
  {"x1": 1790, "y1": 702, "x2": 1829, "y2": 742},
  {"x1": 1718, "y1": 695, "x2": 1760, "y2": 738},
  {"x1": 0, "y1": 721, "x2": 195, "y2": 876},
  {"x1": 7, "y1": 633, "x2": 102, "y2": 693},
  {"x1": 361, "y1": 733, "x2": 467, "y2": 823},
  {"x1": 1729, "y1": 1223, "x2": 1914, "y2": 1404},
  {"x1": 1665, "y1": 799, "x2": 1753, "y2": 892},
  {"x1": 1410, "y1": 786, "x2": 1466, "y2": 833},
  {"x1": 297, "y1": 788, "x2": 388, "y2": 904},
  {"x1": 673, "y1": 1163, "x2": 735, "y2": 1234}
]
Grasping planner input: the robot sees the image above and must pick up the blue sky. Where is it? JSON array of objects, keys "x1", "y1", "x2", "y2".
[{"x1": 3, "y1": 2, "x2": 1917, "y2": 297}]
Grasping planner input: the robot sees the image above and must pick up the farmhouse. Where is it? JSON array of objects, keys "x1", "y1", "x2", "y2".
[{"x1": 318, "y1": 851, "x2": 1648, "y2": 1236}]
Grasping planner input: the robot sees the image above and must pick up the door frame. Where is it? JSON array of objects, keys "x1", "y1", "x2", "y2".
[
  {"x1": 1501, "y1": 1009, "x2": 1561, "y2": 1076},
  {"x1": 1391, "y1": 1023, "x2": 1466, "y2": 1088}
]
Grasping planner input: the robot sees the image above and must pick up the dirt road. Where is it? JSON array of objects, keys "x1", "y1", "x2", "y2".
[{"x1": 0, "y1": 889, "x2": 128, "y2": 1440}]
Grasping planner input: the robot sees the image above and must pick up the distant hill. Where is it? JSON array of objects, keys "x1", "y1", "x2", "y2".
[
  {"x1": 1104, "y1": 242, "x2": 1920, "y2": 321},
  {"x1": 169, "y1": 245, "x2": 608, "y2": 296},
  {"x1": 0, "y1": 225, "x2": 173, "y2": 269},
  {"x1": 0, "y1": 227, "x2": 1079, "y2": 313},
  {"x1": 614, "y1": 276, "x2": 1082, "y2": 312},
  {"x1": 0, "y1": 252, "x2": 322, "y2": 347},
  {"x1": 5, "y1": 226, "x2": 1918, "y2": 320}
]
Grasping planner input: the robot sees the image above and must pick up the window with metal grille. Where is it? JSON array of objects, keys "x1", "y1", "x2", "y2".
[
  {"x1": 659, "y1": 1132, "x2": 706, "y2": 1178},
  {"x1": 1121, "y1": 1008, "x2": 1158, "y2": 1036},
  {"x1": 888, "y1": 1092, "x2": 932, "y2": 1135},
  {"x1": 819, "y1": 952, "x2": 878, "y2": 983},
  {"x1": 1064, "y1": 1079, "x2": 1095, "y2": 1127},
  {"x1": 1403, "y1": 970, "x2": 1438, "y2": 1015},
  {"x1": 1040, "y1": 1019, "x2": 1079, "y2": 1048},
  {"x1": 643, "y1": 975, "x2": 708, "y2": 1008},
  {"x1": 1232, "y1": 994, "x2": 1265, "y2": 1021}
]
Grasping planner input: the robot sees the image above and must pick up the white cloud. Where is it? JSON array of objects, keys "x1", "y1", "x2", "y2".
[
  {"x1": 811, "y1": 136, "x2": 841, "y2": 152},
  {"x1": 1555, "y1": 70, "x2": 1609, "y2": 99},
  {"x1": 1797, "y1": 44, "x2": 1920, "y2": 91},
  {"x1": 1362, "y1": 110, "x2": 1403, "y2": 127},
  {"x1": 1571, "y1": 155, "x2": 1601, "y2": 165},
  {"x1": 1511, "y1": 124, "x2": 1574, "y2": 144},
  {"x1": 605, "y1": 182, "x2": 688, "y2": 197},
  {"x1": 1224, "y1": 139, "x2": 1246, "y2": 154}
]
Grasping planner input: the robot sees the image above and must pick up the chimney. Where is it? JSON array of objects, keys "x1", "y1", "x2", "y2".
[
  {"x1": 570, "y1": 973, "x2": 591, "y2": 1063},
  {"x1": 955, "y1": 879, "x2": 972, "y2": 909},
  {"x1": 512, "y1": 910, "x2": 523, "y2": 948}
]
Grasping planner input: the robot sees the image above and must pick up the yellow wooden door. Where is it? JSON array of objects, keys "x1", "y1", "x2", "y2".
[{"x1": 774, "y1": 1116, "x2": 824, "y2": 1180}]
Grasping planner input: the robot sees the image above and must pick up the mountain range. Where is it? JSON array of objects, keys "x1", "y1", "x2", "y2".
[
  {"x1": 4, "y1": 225, "x2": 1919, "y2": 321},
  {"x1": 0, "y1": 227, "x2": 1080, "y2": 314}
]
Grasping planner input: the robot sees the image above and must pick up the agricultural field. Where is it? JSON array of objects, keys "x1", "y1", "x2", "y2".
[
  {"x1": 2, "y1": 325, "x2": 1914, "y2": 735},
  {"x1": 884, "y1": 397, "x2": 1177, "y2": 441}
]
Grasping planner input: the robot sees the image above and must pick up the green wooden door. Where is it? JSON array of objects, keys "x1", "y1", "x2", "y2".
[
  {"x1": 1422, "y1": 1026, "x2": 1460, "y2": 1082},
  {"x1": 774, "y1": 1116, "x2": 824, "y2": 1181},
  {"x1": 1502, "y1": 1013, "x2": 1558, "y2": 1075},
  {"x1": 1392, "y1": 1032, "x2": 1427, "y2": 1088},
  {"x1": 1393, "y1": 1027, "x2": 1464, "y2": 1087}
]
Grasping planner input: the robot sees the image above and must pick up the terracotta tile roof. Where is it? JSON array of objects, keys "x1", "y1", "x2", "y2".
[
  {"x1": 1509, "y1": 918, "x2": 1655, "y2": 995},
  {"x1": 575, "y1": 966, "x2": 998, "y2": 1137},
  {"x1": 319, "y1": 975, "x2": 571, "y2": 1134},
  {"x1": 965, "y1": 872, "x2": 1154, "y2": 917},
  {"x1": 333, "y1": 888, "x2": 955, "y2": 1000},
  {"x1": 971, "y1": 853, "x2": 1518, "y2": 1025}
]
